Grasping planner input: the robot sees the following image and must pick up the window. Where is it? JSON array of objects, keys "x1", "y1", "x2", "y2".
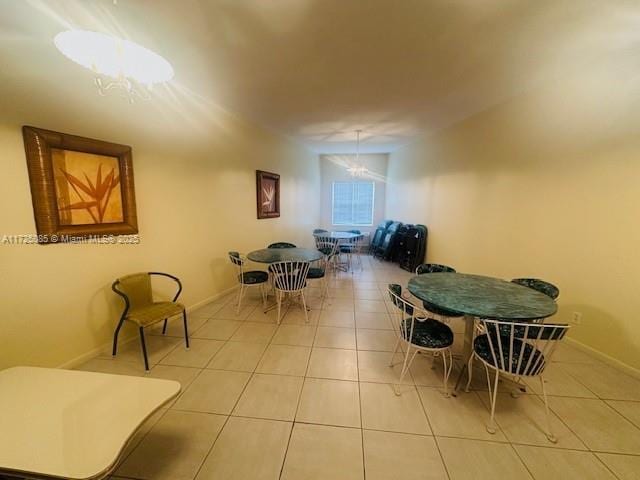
[{"x1": 332, "y1": 181, "x2": 375, "y2": 226}]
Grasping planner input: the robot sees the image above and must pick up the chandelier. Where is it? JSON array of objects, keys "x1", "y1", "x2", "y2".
[
  {"x1": 346, "y1": 130, "x2": 369, "y2": 177},
  {"x1": 54, "y1": 30, "x2": 174, "y2": 103}
]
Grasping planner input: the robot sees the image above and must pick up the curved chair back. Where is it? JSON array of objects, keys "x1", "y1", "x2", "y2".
[
  {"x1": 270, "y1": 261, "x2": 310, "y2": 292},
  {"x1": 512, "y1": 278, "x2": 559, "y2": 300},
  {"x1": 416, "y1": 263, "x2": 456, "y2": 275},
  {"x1": 268, "y1": 242, "x2": 297, "y2": 249},
  {"x1": 228, "y1": 251, "x2": 246, "y2": 280},
  {"x1": 314, "y1": 234, "x2": 338, "y2": 257},
  {"x1": 387, "y1": 284, "x2": 425, "y2": 344},
  {"x1": 114, "y1": 273, "x2": 153, "y2": 310},
  {"x1": 476, "y1": 318, "x2": 570, "y2": 377},
  {"x1": 313, "y1": 228, "x2": 328, "y2": 234}
]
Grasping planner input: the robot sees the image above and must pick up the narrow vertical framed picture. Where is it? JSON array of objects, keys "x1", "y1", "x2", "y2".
[
  {"x1": 256, "y1": 170, "x2": 280, "y2": 219},
  {"x1": 22, "y1": 126, "x2": 138, "y2": 243}
]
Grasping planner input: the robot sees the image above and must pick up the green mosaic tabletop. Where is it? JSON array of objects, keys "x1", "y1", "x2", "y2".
[
  {"x1": 408, "y1": 273, "x2": 557, "y2": 320},
  {"x1": 247, "y1": 247, "x2": 324, "y2": 263}
]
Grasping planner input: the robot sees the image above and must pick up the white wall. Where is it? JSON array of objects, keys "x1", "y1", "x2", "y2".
[{"x1": 319, "y1": 154, "x2": 388, "y2": 239}]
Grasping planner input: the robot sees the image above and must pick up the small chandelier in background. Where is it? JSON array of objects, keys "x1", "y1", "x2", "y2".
[
  {"x1": 347, "y1": 130, "x2": 369, "y2": 177},
  {"x1": 54, "y1": 30, "x2": 174, "y2": 103}
]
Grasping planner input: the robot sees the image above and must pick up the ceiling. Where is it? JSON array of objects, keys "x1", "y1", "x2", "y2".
[{"x1": 1, "y1": 0, "x2": 638, "y2": 153}]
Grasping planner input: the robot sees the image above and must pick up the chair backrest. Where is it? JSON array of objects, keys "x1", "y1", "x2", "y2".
[
  {"x1": 313, "y1": 228, "x2": 328, "y2": 234},
  {"x1": 387, "y1": 284, "x2": 424, "y2": 344},
  {"x1": 512, "y1": 278, "x2": 559, "y2": 300},
  {"x1": 477, "y1": 318, "x2": 570, "y2": 377},
  {"x1": 268, "y1": 242, "x2": 297, "y2": 249},
  {"x1": 415, "y1": 263, "x2": 456, "y2": 275},
  {"x1": 116, "y1": 273, "x2": 153, "y2": 309},
  {"x1": 228, "y1": 251, "x2": 246, "y2": 278},
  {"x1": 270, "y1": 261, "x2": 310, "y2": 291},
  {"x1": 314, "y1": 234, "x2": 338, "y2": 256}
]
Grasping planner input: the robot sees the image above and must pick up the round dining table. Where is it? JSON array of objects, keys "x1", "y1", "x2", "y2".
[
  {"x1": 312, "y1": 231, "x2": 363, "y2": 240},
  {"x1": 247, "y1": 247, "x2": 323, "y2": 263},
  {"x1": 408, "y1": 273, "x2": 557, "y2": 393}
]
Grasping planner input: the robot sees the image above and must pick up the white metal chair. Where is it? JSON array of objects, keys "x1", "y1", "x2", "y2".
[
  {"x1": 467, "y1": 318, "x2": 570, "y2": 442},
  {"x1": 306, "y1": 255, "x2": 330, "y2": 299},
  {"x1": 387, "y1": 284, "x2": 454, "y2": 397},
  {"x1": 270, "y1": 261, "x2": 310, "y2": 324},
  {"x1": 228, "y1": 252, "x2": 268, "y2": 314},
  {"x1": 314, "y1": 234, "x2": 339, "y2": 274},
  {"x1": 339, "y1": 230, "x2": 363, "y2": 271}
]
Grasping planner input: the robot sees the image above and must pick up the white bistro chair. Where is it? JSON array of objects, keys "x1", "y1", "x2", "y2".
[
  {"x1": 467, "y1": 318, "x2": 570, "y2": 442},
  {"x1": 387, "y1": 284, "x2": 454, "y2": 397},
  {"x1": 228, "y1": 252, "x2": 268, "y2": 314},
  {"x1": 314, "y1": 234, "x2": 339, "y2": 274},
  {"x1": 270, "y1": 260, "x2": 311, "y2": 324}
]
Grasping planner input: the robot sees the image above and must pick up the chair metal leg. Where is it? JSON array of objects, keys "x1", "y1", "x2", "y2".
[
  {"x1": 389, "y1": 337, "x2": 402, "y2": 366},
  {"x1": 395, "y1": 346, "x2": 417, "y2": 395},
  {"x1": 465, "y1": 353, "x2": 475, "y2": 392},
  {"x1": 236, "y1": 284, "x2": 245, "y2": 314},
  {"x1": 112, "y1": 316, "x2": 126, "y2": 356},
  {"x1": 260, "y1": 283, "x2": 267, "y2": 309},
  {"x1": 442, "y1": 349, "x2": 453, "y2": 397},
  {"x1": 276, "y1": 290, "x2": 282, "y2": 325},
  {"x1": 162, "y1": 318, "x2": 168, "y2": 335},
  {"x1": 485, "y1": 365, "x2": 499, "y2": 434},
  {"x1": 182, "y1": 310, "x2": 190, "y2": 349},
  {"x1": 139, "y1": 327, "x2": 150, "y2": 372},
  {"x1": 539, "y1": 375, "x2": 557, "y2": 443}
]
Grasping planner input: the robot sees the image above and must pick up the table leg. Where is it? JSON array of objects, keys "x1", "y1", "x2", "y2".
[{"x1": 453, "y1": 314, "x2": 475, "y2": 396}]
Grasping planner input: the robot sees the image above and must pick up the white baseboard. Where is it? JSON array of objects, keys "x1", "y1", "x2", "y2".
[
  {"x1": 57, "y1": 285, "x2": 239, "y2": 370},
  {"x1": 565, "y1": 337, "x2": 640, "y2": 380}
]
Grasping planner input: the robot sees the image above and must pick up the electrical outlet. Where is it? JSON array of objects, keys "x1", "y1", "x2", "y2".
[{"x1": 572, "y1": 312, "x2": 583, "y2": 325}]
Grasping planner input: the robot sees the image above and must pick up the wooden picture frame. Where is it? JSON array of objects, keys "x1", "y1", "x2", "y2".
[
  {"x1": 256, "y1": 170, "x2": 280, "y2": 219},
  {"x1": 22, "y1": 126, "x2": 138, "y2": 244}
]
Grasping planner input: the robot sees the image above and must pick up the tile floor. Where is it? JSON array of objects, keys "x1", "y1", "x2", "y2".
[{"x1": 76, "y1": 256, "x2": 640, "y2": 480}]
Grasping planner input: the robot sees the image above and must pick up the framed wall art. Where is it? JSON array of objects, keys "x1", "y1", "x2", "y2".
[
  {"x1": 256, "y1": 170, "x2": 280, "y2": 219},
  {"x1": 22, "y1": 126, "x2": 138, "y2": 243}
]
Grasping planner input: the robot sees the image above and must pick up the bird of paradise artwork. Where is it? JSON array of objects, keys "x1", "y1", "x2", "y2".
[
  {"x1": 256, "y1": 170, "x2": 280, "y2": 219},
  {"x1": 52, "y1": 149, "x2": 124, "y2": 226}
]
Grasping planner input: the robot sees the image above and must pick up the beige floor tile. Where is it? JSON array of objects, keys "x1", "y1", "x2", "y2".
[
  {"x1": 477, "y1": 392, "x2": 586, "y2": 449},
  {"x1": 232, "y1": 373, "x2": 303, "y2": 421},
  {"x1": 281, "y1": 423, "x2": 364, "y2": 480},
  {"x1": 192, "y1": 319, "x2": 242, "y2": 340},
  {"x1": 117, "y1": 410, "x2": 226, "y2": 480},
  {"x1": 206, "y1": 341, "x2": 266, "y2": 372},
  {"x1": 548, "y1": 396, "x2": 640, "y2": 454},
  {"x1": 363, "y1": 430, "x2": 448, "y2": 480},
  {"x1": 355, "y1": 299, "x2": 388, "y2": 313},
  {"x1": 190, "y1": 302, "x2": 225, "y2": 318},
  {"x1": 246, "y1": 306, "x2": 285, "y2": 323},
  {"x1": 552, "y1": 343, "x2": 602, "y2": 364},
  {"x1": 322, "y1": 297, "x2": 355, "y2": 312},
  {"x1": 408, "y1": 353, "x2": 453, "y2": 388},
  {"x1": 353, "y1": 289, "x2": 384, "y2": 300},
  {"x1": 302, "y1": 295, "x2": 324, "y2": 310},
  {"x1": 106, "y1": 335, "x2": 180, "y2": 366},
  {"x1": 418, "y1": 387, "x2": 506, "y2": 441},
  {"x1": 606, "y1": 400, "x2": 640, "y2": 428},
  {"x1": 229, "y1": 321, "x2": 278, "y2": 343},
  {"x1": 360, "y1": 382, "x2": 431, "y2": 435},
  {"x1": 148, "y1": 365, "x2": 201, "y2": 391},
  {"x1": 328, "y1": 287, "x2": 354, "y2": 299},
  {"x1": 256, "y1": 344, "x2": 311, "y2": 376},
  {"x1": 296, "y1": 378, "x2": 360, "y2": 427},
  {"x1": 437, "y1": 437, "x2": 532, "y2": 480},
  {"x1": 357, "y1": 351, "x2": 414, "y2": 384},
  {"x1": 119, "y1": 408, "x2": 167, "y2": 459},
  {"x1": 306, "y1": 347, "x2": 358, "y2": 381},
  {"x1": 159, "y1": 338, "x2": 224, "y2": 368},
  {"x1": 523, "y1": 364, "x2": 597, "y2": 398},
  {"x1": 354, "y1": 281, "x2": 380, "y2": 290},
  {"x1": 559, "y1": 362, "x2": 640, "y2": 401},
  {"x1": 76, "y1": 357, "x2": 145, "y2": 376},
  {"x1": 355, "y1": 311, "x2": 393, "y2": 330},
  {"x1": 318, "y1": 310, "x2": 355, "y2": 327},
  {"x1": 149, "y1": 315, "x2": 207, "y2": 337},
  {"x1": 356, "y1": 328, "x2": 399, "y2": 352},
  {"x1": 596, "y1": 453, "x2": 640, "y2": 480},
  {"x1": 195, "y1": 416, "x2": 291, "y2": 480},
  {"x1": 173, "y1": 369, "x2": 251, "y2": 414},
  {"x1": 281, "y1": 308, "x2": 321, "y2": 325},
  {"x1": 514, "y1": 445, "x2": 617, "y2": 480},
  {"x1": 314, "y1": 326, "x2": 357, "y2": 349},
  {"x1": 271, "y1": 324, "x2": 317, "y2": 347},
  {"x1": 212, "y1": 303, "x2": 256, "y2": 321}
]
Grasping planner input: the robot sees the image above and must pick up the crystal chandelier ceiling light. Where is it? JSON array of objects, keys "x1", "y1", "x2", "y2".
[
  {"x1": 347, "y1": 130, "x2": 369, "y2": 177},
  {"x1": 54, "y1": 30, "x2": 174, "y2": 102}
]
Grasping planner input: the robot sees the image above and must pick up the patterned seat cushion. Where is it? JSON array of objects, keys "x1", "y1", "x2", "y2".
[
  {"x1": 512, "y1": 278, "x2": 559, "y2": 300},
  {"x1": 127, "y1": 301, "x2": 184, "y2": 326},
  {"x1": 474, "y1": 334, "x2": 545, "y2": 375},
  {"x1": 240, "y1": 271, "x2": 269, "y2": 285},
  {"x1": 307, "y1": 267, "x2": 325, "y2": 279},
  {"x1": 388, "y1": 284, "x2": 415, "y2": 316},
  {"x1": 318, "y1": 246, "x2": 336, "y2": 256},
  {"x1": 401, "y1": 318, "x2": 454, "y2": 349}
]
